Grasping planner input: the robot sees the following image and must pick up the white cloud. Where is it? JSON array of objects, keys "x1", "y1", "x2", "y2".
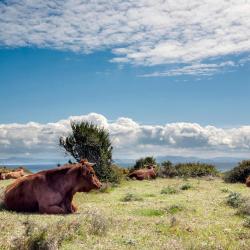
[
  {"x1": 139, "y1": 61, "x2": 236, "y2": 77},
  {"x1": 0, "y1": 113, "x2": 250, "y2": 160},
  {"x1": 0, "y1": 0, "x2": 250, "y2": 75}
]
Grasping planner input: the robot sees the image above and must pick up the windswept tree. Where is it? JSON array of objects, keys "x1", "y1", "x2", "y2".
[{"x1": 59, "y1": 121, "x2": 113, "y2": 181}]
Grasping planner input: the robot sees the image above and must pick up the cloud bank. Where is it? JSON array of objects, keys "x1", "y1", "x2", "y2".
[
  {"x1": 0, "y1": 113, "x2": 250, "y2": 160},
  {"x1": 0, "y1": 0, "x2": 250, "y2": 75}
]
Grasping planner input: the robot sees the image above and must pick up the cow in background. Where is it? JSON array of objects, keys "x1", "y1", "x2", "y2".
[
  {"x1": 128, "y1": 165, "x2": 157, "y2": 180},
  {"x1": 246, "y1": 176, "x2": 250, "y2": 187},
  {"x1": 4, "y1": 167, "x2": 25, "y2": 179}
]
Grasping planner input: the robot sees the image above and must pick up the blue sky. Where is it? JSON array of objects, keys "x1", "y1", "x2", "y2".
[
  {"x1": 0, "y1": 0, "x2": 250, "y2": 161},
  {"x1": 1, "y1": 48, "x2": 249, "y2": 126}
]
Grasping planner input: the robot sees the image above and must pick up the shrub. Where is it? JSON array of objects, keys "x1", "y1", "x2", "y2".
[
  {"x1": 87, "y1": 210, "x2": 109, "y2": 236},
  {"x1": 11, "y1": 219, "x2": 82, "y2": 250},
  {"x1": 161, "y1": 186, "x2": 179, "y2": 195},
  {"x1": 158, "y1": 161, "x2": 177, "y2": 178},
  {"x1": 99, "y1": 182, "x2": 113, "y2": 193},
  {"x1": 121, "y1": 193, "x2": 143, "y2": 202},
  {"x1": 167, "y1": 205, "x2": 184, "y2": 214},
  {"x1": 158, "y1": 162, "x2": 218, "y2": 178},
  {"x1": 180, "y1": 183, "x2": 192, "y2": 190},
  {"x1": 134, "y1": 208, "x2": 164, "y2": 217},
  {"x1": 226, "y1": 192, "x2": 244, "y2": 208},
  {"x1": 237, "y1": 197, "x2": 250, "y2": 215},
  {"x1": 243, "y1": 217, "x2": 250, "y2": 228},
  {"x1": 220, "y1": 188, "x2": 230, "y2": 193},
  {"x1": 107, "y1": 164, "x2": 124, "y2": 184},
  {"x1": 174, "y1": 162, "x2": 218, "y2": 177},
  {"x1": 224, "y1": 160, "x2": 250, "y2": 183}
]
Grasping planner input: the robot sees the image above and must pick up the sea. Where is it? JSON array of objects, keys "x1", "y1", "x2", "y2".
[{"x1": 2, "y1": 161, "x2": 236, "y2": 173}]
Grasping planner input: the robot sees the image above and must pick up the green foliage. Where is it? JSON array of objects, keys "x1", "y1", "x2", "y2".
[
  {"x1": 134, "y1": 208, "x2": 164, "y2": 217},
  {"x1": 180, "y1": 183, "x2": 192, "y2": 190},
  {"x1": 226, "y1": 192, "x2": 244, "y2": 208},
  {"x1": 174, "y1": 162, "x2": 218, "y2": 177},
  {"x1": 158, "y1": 161, "x2": 177, "y2": 178},
  {"x1": 11, "y1": 219, "x2": 82, "y2": 250},
  {"x1": 220, "y1": 187, "x2": 230, "y2": 193},
  {"x1": 161, "y1": 186, "x2": 179, "y2": 195},
  {"x1": 243, "y1": 216, "x2": 250, "y2": 228},
  {"x1": 132, "y1": 156, "x2": 157, "y2": 170},
  {"x1": 237, "y1": 197, "x2": 250, "y2": 216},
  {"x1": 59, "y1": 121, "x2": 116, "y2": 182},
  {"x1": 158, "y1": 162, "x2": 218, "y2": 178},
  {"x1": 121, "y1": 193, "x2": 143, "y2": 202},
  {"x1": 99, "y1": 183, "x2": 114, "y2": 193},
  {"x1": 87, "y1": 210, "x2": 109, "y2": 236},
  {"x1": 107, "y1": 164, "x2": 124, "y2": 184},
  {"x1": 224, "y1": 160, "x2": 250, "y2": 183},
  {"x1": 167, "y1": 205, "x2": 184, "y2": 214}
]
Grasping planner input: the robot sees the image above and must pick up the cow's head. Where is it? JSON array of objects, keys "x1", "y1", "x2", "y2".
[{"x1": 77, "y1": 159, "x2": 102, "y2": 192}]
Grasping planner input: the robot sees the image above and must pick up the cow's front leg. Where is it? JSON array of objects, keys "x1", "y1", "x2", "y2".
[{"x1": 64, "y1": 193, "x2": 76, "y2": 213}]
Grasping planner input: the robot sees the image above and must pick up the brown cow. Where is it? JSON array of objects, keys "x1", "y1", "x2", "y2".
[
  {"x1": 128, "y1": 165, "x2": 156, "y2": 180},
  {"x1": 4, "y1": 168, "x2": 25, "y2": 180},
  {"x1": 0, "y1": 172, "x2": 5, "y2": 180},
  {"x1": 246, "y1": 176, "x2": 250, "y2": 187},
  {"x1": 4, "y1": 160, "x2": 101, "y2": 214}
]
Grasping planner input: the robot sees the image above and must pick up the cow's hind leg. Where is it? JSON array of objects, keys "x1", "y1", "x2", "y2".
[{"x1": 39, "y1": 204, "x2": 67, "y2": 214}]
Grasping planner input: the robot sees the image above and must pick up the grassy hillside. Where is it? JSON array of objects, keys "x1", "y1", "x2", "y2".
[{"x1": 0, "y1": 178, "x2": 250, "y2": 249}]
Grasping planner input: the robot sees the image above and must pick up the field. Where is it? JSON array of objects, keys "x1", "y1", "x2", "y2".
[{"x1": 0, "y1": 177, "x2": 250, "y2": 250}]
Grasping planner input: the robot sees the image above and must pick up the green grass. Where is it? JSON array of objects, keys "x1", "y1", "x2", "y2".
[
  {"x1": 1, "y1": 178, "x2": 250, "y2": 249},
  {"x1": 133, "y1": 208, "x2": 165, "y2": 217}
]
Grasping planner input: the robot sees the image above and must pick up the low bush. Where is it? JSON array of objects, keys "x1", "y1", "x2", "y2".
[
  {"x1": 121, "y1": 193, "x2": 143, "y2": 202},
  {"x1": 220, "y1": 187, "x2": 230, "y2": 193},
  {"x1": 11, "y1": 219, "x2": 82, "y2": 250},
  {"x1": 87, "y1": 210, "x2": 109, "y2": 236},
  {"x1": 175, "y1": 162, "x2": 218, "y2": 177},
  {"x1": 226, "y1": 192, "x2": 244, "y2": 208},
  {"x1": 158, "y1": 161, "x2": 177, "y2": 178},
  {"x1": 161, "y1": 186, "x2": 179, "y2": 195},
  {"x1": 134, "y1": 208, "x2": 164, "y2": 217},
  {"x1": 158, "y1": 162, "x2": 218, "y2": 178},
  {"x1": 180, "y1": 183, "x2": 192, "y2": 190},
  {"x1": 167, "y1": 205, "x2": 184, "y2": 214},
  {"x1": 107, "y1": 164, "x2": 124, "y2": 184},
  {"x1": 224, "y1": 160, "x2": 250, "y2": 183},
  {"x1": 243, "y1": 216, "x2": 250, "y2": 228},
  {"x1": 99, "y1": 182, "x2": 114, "y2": 193},
  {"x1": 237, "y1": 197, "x2": 250, "y2": 215}
]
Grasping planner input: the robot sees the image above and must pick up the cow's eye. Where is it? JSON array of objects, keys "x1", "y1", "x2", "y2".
[{"x1": 88, "y1": 172, "x2": 94, "y2": 176}]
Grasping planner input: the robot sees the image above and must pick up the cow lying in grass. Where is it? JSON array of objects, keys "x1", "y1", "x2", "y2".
[
  {"x1": 128, "y1": 165, "x2": 156, "y2": 180},
  {"x1": 4, "y1": 160, "x2": 101, "y2": 214},
  {"x1": 0, "y1": 167, "x2": 25, "y2": 180},
  {"x1": 246, "y1": 176, "x2": 250, "y2": 187}
]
